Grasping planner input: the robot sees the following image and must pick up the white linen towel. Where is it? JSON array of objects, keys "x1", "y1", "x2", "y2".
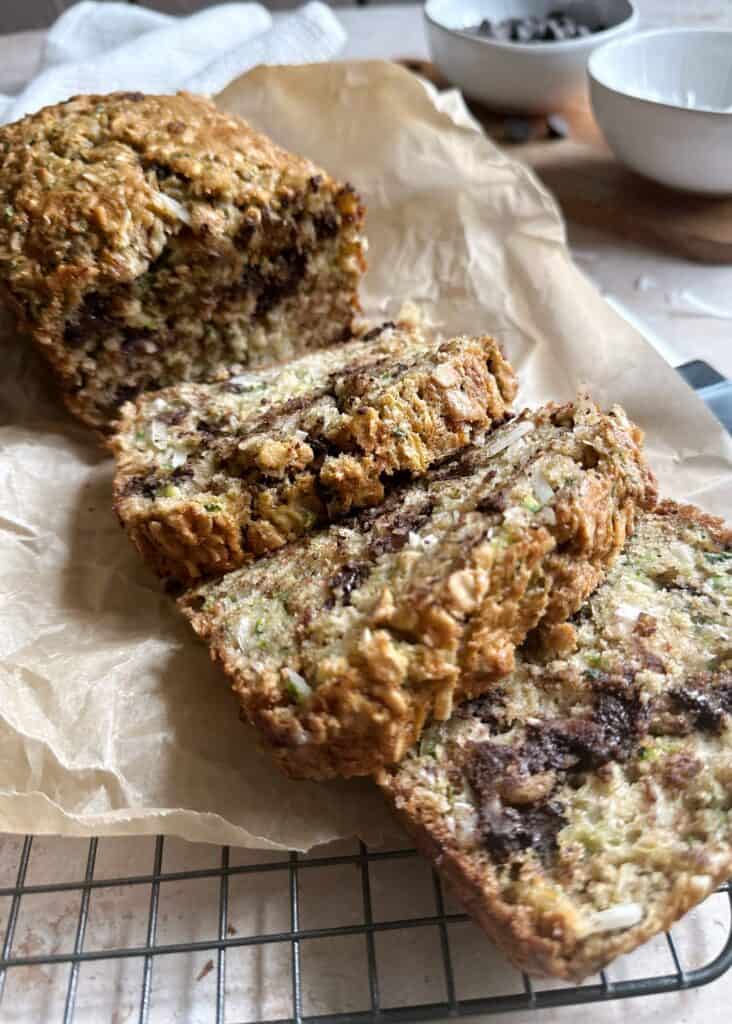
[{"x1": 0, "y1": 0, "x2": 346, "y2": 123}]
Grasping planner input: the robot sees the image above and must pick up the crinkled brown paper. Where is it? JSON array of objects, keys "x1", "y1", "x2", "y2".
[{"x1": 0, "y1": 62, "x2": 729, "y2": 851}]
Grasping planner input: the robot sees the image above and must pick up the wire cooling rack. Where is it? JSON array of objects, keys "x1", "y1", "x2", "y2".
[{"x1": 0, "y1": 835, "x2": 730, "y2": 1024}]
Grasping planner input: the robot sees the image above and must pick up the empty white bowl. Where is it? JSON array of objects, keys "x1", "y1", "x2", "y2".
[
  {"x1": 424, "y1": 0, "x2": 637, "y2": 114},
  {"x1": 589, "y1": 29, "x2": 732, "y2": 195}
]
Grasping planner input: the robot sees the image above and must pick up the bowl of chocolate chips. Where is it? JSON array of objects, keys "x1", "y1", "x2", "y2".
[{"x1": 424, "y1": 0, "x2": 637, "y2": 113}]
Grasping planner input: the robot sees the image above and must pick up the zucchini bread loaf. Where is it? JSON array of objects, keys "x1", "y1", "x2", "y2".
[
  {"x1": 381, "y1": 501, "x2": 732, "y2": 980},
  {"x1": 112, "y1": 320, "x2": 517, "y2": 583},
  {"x1": 179, "y1": 397, "x2": 656, "y2": 779},
  {"x1": 0, "y1": 91, "x2": 366, "y2": 431}
]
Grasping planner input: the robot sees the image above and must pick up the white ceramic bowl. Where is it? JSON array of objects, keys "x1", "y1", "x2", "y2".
[
  {"x1": 424, "y1": 0, "x2": 637, "y2": 113},
  {"x1": 589, "y1": 29, "x2": 732, "y2": 195}
]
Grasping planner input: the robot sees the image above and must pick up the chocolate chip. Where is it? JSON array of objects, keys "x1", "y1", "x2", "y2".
[
  {"x1": 335, "y1": 358, "x2": 405, "y2": 403},
  {"x1": 196, "y1": 419, "x2": 222, "y2": 436},
  {"x1": 475, "y1": 491, "x2": 507, "y2": 515},
  {"x1": 464, "y1": 684, "x2": 646, "y2": 865},
  {"x1": 115, "y1": 384, "x2": 141, "y2": 406},
  {"x1": 326, "y1": 562, "x2": 371, "y2": 608},
  {"x1": 218, "y1": 393, "x2": 321, "y2": 459},
  {"x1": 368, "y1": 499, "x2": 435, "y2": 558},
  {"x1": 633, "y1": 612, "x2": 657, "y2": 637},
  {"x1": 520, "y1": 687, "x2": 646, "y2": 773},
  {"x1": 63, "y1": 323, "x2": 86, "y2": 348},
  {"x1": 119, "y1": 335, "x2": 143, "y2": 354},
  {"x1": 240, "y1": 264, "x2": 266, "y2": 294},
  {"x1": 314, "y1": 212, "x2": 339, "y2": 240},
  {"x1": 652, "y1": 568, "x2": 699, "y2": 593},
  {"x1": 157, "y1": 407, "x2": 186, "y2": 427},
  {"x1": 472, "y1": 12, "x2": 601, "y2": 44},
  {"x1": 468, "y1": 741, "x2": 518, "y2": 782},
  {"x1": 639, "y1": 647, "x2": 666, "y2": 674},
  {"x1": 669, "y1": 681, "x2": 731, "y2": 734},
  {"x1": 544, "y1": 18, "x2": 567, "y2": 41},
  {"x1": 429, "y1": 448, "x2": 482, "y2": 482},
  {"x1": 458, "y1": 690, "x2": 509, "y2": 732},
  {"x1": 591, "y1": 689, "x2": 646, "y2": 762},
  {"x1": 65, "y1": 292, "x2": 117, "y2": 349},
  {"x1": 465, "y1": 734, "x2": 567, "y2": 863},
  {"x1": 361, "y1": 321, "x2": 396, "y2": 343},
  {"x1": 81, "y1": 293, "x2": 110, "y2": 322},
  {"x1": 254, "y1": 249, "x2": 308, "y2": 318},
  {"x1": 477, "y1": 794, "x2": 566, "y2": 863},
  {"x1": 121, "y1": 473, "x2": 157, "y2": 500},
  {"x1": 237, "y1": 223, "x2": 257, "y2": 249},
  {"x1": 662, "y1": 751, "x2": 703, "y2": 787},
  {"x1": 513, "y1": 20, "x2": 535, "y2": 42}
]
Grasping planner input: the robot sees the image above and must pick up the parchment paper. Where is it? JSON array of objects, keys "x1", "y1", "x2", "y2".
[{"x1": 0, "y1": 62, "x2": 729, "y2": 852}]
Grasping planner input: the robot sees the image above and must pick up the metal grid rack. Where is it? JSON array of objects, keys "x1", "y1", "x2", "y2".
[{"x1": 0, "y1": 835, "x2": 730, "y2": 1023}]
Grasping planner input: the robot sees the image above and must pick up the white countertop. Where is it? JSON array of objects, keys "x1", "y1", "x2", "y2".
[{"x1": 0, "y1": 4, "x2": 730, "y2": 1023}]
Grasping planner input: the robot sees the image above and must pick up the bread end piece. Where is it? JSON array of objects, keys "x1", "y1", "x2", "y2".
[
  {"x1": 381, "y1": 501, "x2": 732, "y2": 979},
  {"x1": 0, "y1": 91, "x2": 366, "y2": 431}
]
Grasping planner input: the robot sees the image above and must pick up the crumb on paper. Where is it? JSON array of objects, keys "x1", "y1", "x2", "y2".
[
  {"x1": 635, "y1": 275, "x2": 657, "y2": 292},
  {"x1": 396, "y1": 300, "x2": 432, "y2": 328},
  {"x1": 196, "y1": 958, "x2": 215, "y2": 982}
]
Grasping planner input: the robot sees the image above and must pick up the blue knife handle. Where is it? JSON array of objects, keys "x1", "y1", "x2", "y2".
[{"x1": 677, "y1": 360, "x2": 732, "y2": 436}]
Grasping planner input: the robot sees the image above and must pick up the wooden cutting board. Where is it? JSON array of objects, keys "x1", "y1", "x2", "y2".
[{"x1": 400, "y1": 59, "x2": 732, "y2": 265}]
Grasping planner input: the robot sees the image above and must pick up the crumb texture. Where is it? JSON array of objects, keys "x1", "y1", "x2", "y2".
[
  {"x1": 382, "y1": 501, "x2": 732, "y2": 979},
  {"x1": 112, "y1": 320, "x2": 518, "y2": 583},
  {"x1": 179, "y1": 397, "x2": 655, "y2": 780},
  {"x1": 0, "y1": 91, "x2": 366, "y2": 429}
]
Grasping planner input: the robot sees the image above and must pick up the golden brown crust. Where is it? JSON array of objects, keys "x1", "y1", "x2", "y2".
[
  {"x1": 381, "y1": 500, "x2": 732, "y2": 979},
  {"x1": 387, "y1": 768, "x2": 732, "y2": 981},
  {"x1": 655, "y1": 497, "x2": 732, "y2": 544},
  {"x1": 179, "y1": 397, "x2": 655, "y2": 780},
  {"x1": 388, "y1": 804, "x2": 570, "y2": 977},
  {"x1": 111, "y1": 325, "x2": 518, "y2": 584},
  {"x1": 0, "y1": 91, "x2": 366, "y2": 430}
]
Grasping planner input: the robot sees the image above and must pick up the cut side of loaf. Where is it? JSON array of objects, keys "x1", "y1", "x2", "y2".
[
  {"x1": 178, "y1": 397, "x2": 656, "y2": 780},
  {"x1": 111, "y1": 320, "x2": 518, "y2": 583},
  {"x1": 0, "y1": 91, "x2": 366, "y2": 431},
  {"x1": 380, "y1": 501, "x2": 732, "y2": 980}
]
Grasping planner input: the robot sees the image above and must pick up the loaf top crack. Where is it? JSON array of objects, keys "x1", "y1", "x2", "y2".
[
  {"x1": 112, "y1": 320, "x2": 518, "y2": 583},
  {"x1": 0, "y1": 91, "x2": 366, "y2": 429},
  {"x1": 381, "y1": 501, "x2": 731, "y2": 980},
  {"x1": 179, "y1": 396, "x2": 656, "y2": 780}
]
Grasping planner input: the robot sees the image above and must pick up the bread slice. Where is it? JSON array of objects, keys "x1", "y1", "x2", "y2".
[
  {"x1": 380, "y1": 501, "x2": 732, "y2": 980},
  {"x1": 0, "y1": 91, "x2": 366, "y2": 431},
  {"x1": 111, "y1": 320, "x2": 518, "y2": 583},
  {"x1": 178, "y1": 397, "x2": 656, "y2": 780}
]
